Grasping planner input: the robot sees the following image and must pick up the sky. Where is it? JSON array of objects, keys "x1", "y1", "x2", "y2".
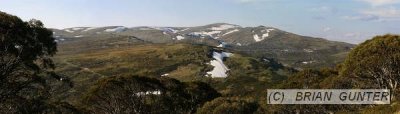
[{"x1": 1, "y1": 0, "x2": 400, "y2": 44}]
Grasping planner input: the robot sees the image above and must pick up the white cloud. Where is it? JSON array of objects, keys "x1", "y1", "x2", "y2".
[
  {"x1": 357, "y1": 0, "x2": 400, "y2": 6},
  {"x1": 344, "y1": 1, "x2": 400, "y2": 22},
  {"x1": 344, "y1": 7, "x2": 400, "y2": 21},
  {"x1": 361, "y1": 7, "x2": 400, "y2": 18},
  {"x1": 342, "y1": 15, "x2": 380, "y2": 21},
  {"x1": 322, "y1": 27, "x2": 332, "y2": 32}
]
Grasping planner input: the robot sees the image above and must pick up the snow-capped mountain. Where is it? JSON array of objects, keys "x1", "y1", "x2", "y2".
[{"x1": 51, "y1": 23, "x2": 354, "y2": 69}]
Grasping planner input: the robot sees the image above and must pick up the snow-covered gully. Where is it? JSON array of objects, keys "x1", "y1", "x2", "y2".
[{"x1": 206, "y1": 50, "x2": 233, "y2": 78}]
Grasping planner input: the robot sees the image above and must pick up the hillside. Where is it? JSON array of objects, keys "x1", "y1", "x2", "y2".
[
  {"x1": 51, "y1": 37, "x2": 295, "y2": 105},
  {"x1": 2, "y1": 4, "x2": 399, "y2": 113},
  {"x1": 52, "y1": 23, "x2": 355, "y2": 69}
]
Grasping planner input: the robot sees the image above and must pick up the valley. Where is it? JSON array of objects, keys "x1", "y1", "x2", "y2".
[
  {"x1": 49, "y1": 23, "x2": 353, "y2": 109},
  {"x1": 52, "y1": 23, "x2": 355, "y2": 70},
  {"x1": 2, "y1": 0, "x2": 400, "y2": 112}
]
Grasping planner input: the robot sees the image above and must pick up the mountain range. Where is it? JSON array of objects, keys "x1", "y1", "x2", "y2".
[
  {"x1": 47, "y1": 23, "x2": 363, "y2": 111},
  {"x1": 51, "y1": 23, "x2": 355, "y2": 69}
]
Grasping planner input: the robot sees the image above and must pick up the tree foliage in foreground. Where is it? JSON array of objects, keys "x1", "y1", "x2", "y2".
[
  {"x1": 196, "y1": 97, "x2": 259, "y2": 114},
  {"x1": 340, "y1": 34, "x2": 400, "y2": 91},
  {"x1": 0, "y1": 11, "x2": 66, "y2": 113},
  {"x1": 81, "y1": 75, "x2": 220, "y2": 114},
  {"x1": 263, "y1": 34, "x2": 400, "y2": 113}
]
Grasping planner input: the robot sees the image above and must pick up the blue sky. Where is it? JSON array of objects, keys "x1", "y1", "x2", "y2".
[{"x1": 1, "y1": 0, "x2": 400, "y2": 44}]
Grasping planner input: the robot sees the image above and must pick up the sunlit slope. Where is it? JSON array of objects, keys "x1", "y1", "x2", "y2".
[{"x1": 52, "y1": 43, "x2": 294, "y2": 104}]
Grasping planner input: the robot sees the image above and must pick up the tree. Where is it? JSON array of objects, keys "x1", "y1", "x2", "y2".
[
  {"x1": 276, "y1": 69, "x2": 328, "y2": 89},
  {"x1": 82, "y1": 75, "x2": 220, "y2": 114},
  {"x1": 196, "y1": 97, "x2": 259, "y2": 114},
  {"x1": 0, "y1": 11, "x2": 57, "y2": 112},
  {"x1": 264, "y1": 68, "x2": 357, "y2": 113},
  {"x1": 340, "y1": 34, "x2": 400, "y2": 92}
]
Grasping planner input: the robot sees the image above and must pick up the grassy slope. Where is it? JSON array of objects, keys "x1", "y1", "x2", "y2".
[
  {"x1": 51, "y1": 35, "x2": 394, "y2": 113},
  {"x1": 53, "y1": 43, "x2": 210, "y2": 103},
  {"x1": 52, "y1": 37, "x2": 292, "y2": 105}
]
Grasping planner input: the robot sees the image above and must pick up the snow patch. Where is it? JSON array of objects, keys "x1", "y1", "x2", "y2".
[
  {"x1": 149, "y1": 26, "x2": 179, "y2": 32},
  {"x1": 253, "y1": 34, "x2": 261, "y2": 42},
  {"x1": 261, "y1": 28, "x2": 274, "y2": 33},
  {"x1": 217, "y1": 42, "x2": 228, "y2": 48},
  {"x1": 207, "y1": 51, "x2": 233, "y2": 78},
  {"x1": 176, "y1": 35, "x2": 185, "y2": 40},
  {"x1": 74, "y1": 35, "x2": 83, "y2": 38},
  {"x1": 254, "y1": 29, "x2": 274, "y2": 42},
  {"x1": 161, "y1": 74, "x2": 169, "y2": 77},
  {"x1": 162, "y1": 28, "x2": 178, "y2": 33},
  {"x1": 222, "y1": 29, "x2": 239, "y2": 36},
  {"x1": 135, "y1": 91, "x2": 161, "y2": 96},
  {"x1": 64, "y1": 29, "x2": 74, "y2": 33},
  {"x1": 179, "y1": 28, "x2": 189, "y2": 32},
  {"x1": 263, "y1": 58, "x2": 270, "y2": 62},
  {"x1": 303, "y1": 49, "x2": 314, "y2": 53},
  {"x1": 14, "y1": 45, "x2": 21, "y2": 49},
  {"x1": 210, "y1": 24, "x2": 237, "y2": 31},
  {"x1": 302, "y1": 61, "x2": 316, "y2": 64},
  {"x1": 261, "y1": 29, "x2": 274, "y2": 38},
  {"x1": 83, "y1": 27, "x2": 101, "y2": 31},
  {"x1": 192, "y1": 31, "x2": 222, "y2": 37},
  {"x1": 105, "y1": 27, "x2": 127, "y2": 32}
]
